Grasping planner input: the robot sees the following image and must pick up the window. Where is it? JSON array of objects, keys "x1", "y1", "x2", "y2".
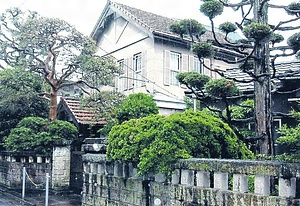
[
  {"x1": 193, "y1": 57, "x2": 202, "y2": 74},
  {"x1": 133, "y1": 53, "x2": 142, "y2": 88},
  {"x1": 170, "y1": 52, "x2": 181, "y2": 86},
  {"x1": 117, "y1": 59, "x2": 126, "y2": 91}
]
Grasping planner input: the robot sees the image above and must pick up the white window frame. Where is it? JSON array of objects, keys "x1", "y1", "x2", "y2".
[
  {"x1": 193, "y1": 57, "x2": 203, "y2": 74},
  {"x1": 133, "y1": 53, "x2": 142, "y2": 88},
  {"x1": 170, "y1": 52, "x2": 181, "y2": 86},
  {"x1": 117, "y1": 59, "x2": 125, "y2": 92}
]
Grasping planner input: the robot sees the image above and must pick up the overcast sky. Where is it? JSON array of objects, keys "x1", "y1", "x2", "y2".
[{"x1": 0, "y1": 0, "x2": 296, "y2": 37}]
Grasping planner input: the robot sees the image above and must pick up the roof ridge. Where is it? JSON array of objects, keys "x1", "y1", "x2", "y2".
[{"x1": 110, "y1": 0, "x2": 176, "y2": 32}]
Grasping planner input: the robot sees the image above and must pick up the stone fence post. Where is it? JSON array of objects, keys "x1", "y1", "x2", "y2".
[{"x1": 52, "y1": 140, "x2": 72, "y2": 191}]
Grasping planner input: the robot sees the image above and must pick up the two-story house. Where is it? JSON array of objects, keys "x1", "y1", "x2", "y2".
[{"x1": 91, "y1": 0, "x2": 240, "y2": 115}]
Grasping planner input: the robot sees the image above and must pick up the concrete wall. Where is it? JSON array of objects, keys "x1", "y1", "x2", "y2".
[{"x1": 82, "y1": 155, "x2": 300, "y2": 206}]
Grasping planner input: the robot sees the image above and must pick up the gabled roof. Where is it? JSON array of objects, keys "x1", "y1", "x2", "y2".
[
  {"x1": 91, "y1": 0, "x2": 235, "y2": 44},
  {"x1": 57, "y1": 97, "x2": 106, "y2": 126},
  {"x1": 223, "y1": 60, "x2": 300, "y2": 92}
]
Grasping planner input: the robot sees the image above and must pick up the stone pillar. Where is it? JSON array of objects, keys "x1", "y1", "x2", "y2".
[
  {"x1": 254, "y1": 175, "x2": 270, "y2": 195},
  {"x1": 21, "y1": 157, "x2": 26, "y2": 163},
  {"x1": 11, "y1": 157, "x2": 16, "y2": 162},
  {"x1": 181, "y1": 169, "x2": 194, "y2": 186},
  {"x1": 114, "y1": 162, "x2": 123, "y2": 176},
  {"x1": 196, "y1": 171, "x2": 210, "y2": 188},
  {"x1": 214, "y1": 172, "x2": 228, "y2": 190},
  {"x1": 52, "y1": 140, "x2": 72, "y2": 191},
  {"x1": 233, "y1": 174, "x2": 248, "y2": 193},
  {"x1": 155, "y1": 173, "x2": 166, "y2": 183},
  {"x1": 29, "y1": 156, "x2": 34, "y2": 163},
  {"x1": 37, "y1": 156, "x2": 43, "y2": 163},
  {"x1": 171, "y1": 169, "x2": 180, "y2": 184},
  {"x1": 279, "y1": 177, "x2": 296, "y2": 198}
]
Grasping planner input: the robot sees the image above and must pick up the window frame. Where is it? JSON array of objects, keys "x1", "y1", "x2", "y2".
[
  {"x1": 133, "y1": 53, "x2": 142, "y2": 88},
  {"x1": 169, "y1": 51, "x2": 181, "y2": 86}
]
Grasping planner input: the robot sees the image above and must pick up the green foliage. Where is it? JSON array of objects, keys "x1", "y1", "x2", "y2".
[
  {"x1": 200, "y1": 0, "x2": 224, "y2": 19},
  {"x1": 230, "y1": 99, "x2": 254, "y2": 119},
  {"x1": 82, "y1": 91, "x2": 126, "y2": 137},
  {"x1": 170, "y1": 19, "x2": 206, "y2": 39},
  {"x1": 270, "y1": 33, "x2": 284, "y2": 46},
  {"x1": 0, "y1": 68, "x2": 48, "y2": 144},
  {"x1": 169, "y1": 22, "x2": 186, "y2": 37},
  {"x1": 4, "y1": 117, "x2": 78, "y2": 153},
  {"x1": 169, "y1": 110, "x2": 253, "y2": 159},
  {"x1": 286, "y1": 2, "x2": 300, "y2": 16},
  {"x1": 107, "y1": 110, "x2": 253, "y2": 177},
  {"x1": 287, "y1": 32, "x2": 300, "y2": 52},
  {"x1": 243, "y1": 23, "x2": 272, "y2": 42},
  {"x1": 205, "y1": 78, "x2": 239, "y2": 98},
  {"x1": 276, "y1": 124, "x2": 300, "y2": 161},
  {"x1": 115, "y1": 93, "x2": 159, "y2": 124},
  {"x1": 192, "y1": 42, "x2": 214, "y2": 58},
  {"x1": 219, "y1": 22, "x2": 237, "y2": 34},
  {"x1": 228, "y1": 99, "x2": 255, "y2": 138},
  {"x1": 82, "y1": 91, "x2": 125, "y2": 122},
  {"x1": 177, "y1": 72, "x2": 210, "y2": 90}
]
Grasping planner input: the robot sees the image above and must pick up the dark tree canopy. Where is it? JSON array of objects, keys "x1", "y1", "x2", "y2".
[{"x1": 0, "y1": 68, "x2": 48, "y2": 145}]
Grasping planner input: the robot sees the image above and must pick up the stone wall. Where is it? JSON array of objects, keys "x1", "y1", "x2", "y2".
[
  {"x1": 0, "y1": 151, "x2": 51, "y2": 189},
  {"x1": 82, "y1": 154, "x2": 300, "y2": 206},
  {"x1": 0, "y1": 143, "x2": 73, "y2": 192}
]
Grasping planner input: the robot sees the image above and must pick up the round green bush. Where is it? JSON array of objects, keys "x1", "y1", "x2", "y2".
[
  {"x1": 192, "y1": 42, "x2": 214, "y2": 59},
  {"x1": 205, "y1": 78, "x2": 239, "y2": 98},
  {"x1": 116, "y1": 93, "x2": 159, "y2": 123},
  {"x1": 177, "y1": 72, "x2": 210, "y2": 90},
  {"x1": 286, "y1": 2, "x2": 300, "y2": 16},
  {"x1": 200, "y1": 0, "x2": 224, "y2": 19},
  {"x1": 4, "y1": 117, "x2": 78, "y2": 153},
  {"x1": 219, "y1": 22, "x2": 237, "y2": 34},
  {"x1": 243, "y1": 23, "x2": 272, "y2": 42},
  {"x1": 107, "y1": 110, "x2": 253, "y2": 176},
  {"x1": 270, "y1": 33, "x2": 284, "y2": 46},
  {"x1": 287, "y1": 32, "x2": 300, "y2": 52}
]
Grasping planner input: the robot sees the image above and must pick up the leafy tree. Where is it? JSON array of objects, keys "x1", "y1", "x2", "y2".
[
  {"x1": 0, "y1": 68, "x2": 48, "y2": 145},
  {"x1": 107, "y1": 110, "x2": 253, "y2": 177},
  {"x1": 80, "y1": 91, "x2": 126, "y2": 137},
  {"x1": 0, "y1": 8, "x2": 119, "y2": 120},
  {"x1": 171, "y1": 1, "x2": 300, "y2": 155},
  {"x1": 81, "y1": 91, "x2": 126, "y2": 122},
  {"x1": 4, "y1": 117, "x2": 78, "y2": 153},
  {"x1": 115, "y1": 93, "x2": 159, "y2": 123}
]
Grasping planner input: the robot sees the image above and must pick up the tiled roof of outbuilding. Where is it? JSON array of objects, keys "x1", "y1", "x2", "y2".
[
  {"x1": 223, "y1": 60, "x2": 300, "y2": 92},
  {"x1": 58, "y1": 97, "x2": 106, "y2": 125}
]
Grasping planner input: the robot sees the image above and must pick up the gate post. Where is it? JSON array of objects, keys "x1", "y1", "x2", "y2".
[{"x1": 52, "y1": 140, "x2": 72, "y2": 191}]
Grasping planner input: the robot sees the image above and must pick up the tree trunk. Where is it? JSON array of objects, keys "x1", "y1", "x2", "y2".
[
  {"x1": 49, "y1": 86, "x2": 58, "y2": 121},
  {"x1": 253, "y1": 0, "x2": 273, "y2": 155}
]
